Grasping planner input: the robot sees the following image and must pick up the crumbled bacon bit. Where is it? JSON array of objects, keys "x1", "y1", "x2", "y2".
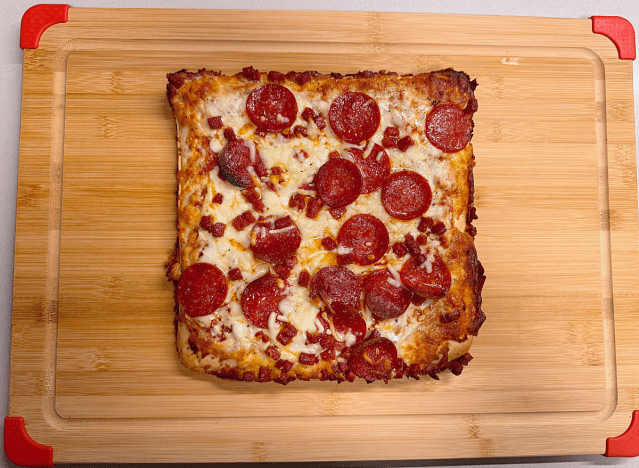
[
  {"x1": 305, "y1": 197, "x2": 323, "y2": 219},
  {"x1": 298, "y1": 269, "x2": 311, "y2": 287},
  {"x1": 392, "y1": 242, "x2": 409, "y2": 258},
  {"x1": 212, "y1": 193, "x2": 224, "y2": 204},
  {"x1": 273, "y1": 264, "x2": 291, "y2": 279},
  {"x1": 242, "y1": 188, "x2": 261, "y2": 203},
  {"x1": 207, "y1": 116, "x2": 223, "y2": 129},
  {"x1": 289, "y1": 193, "x2": 307, "y2": 211},
  {"x1": 242, "y1": 66, "x2": 261, "y2": 82},
  {"x1": 411, "y1": 294, "x2": 426, "y2": 306},
  {"x1": 397, "y1": 135, "x2": 414, "y2": 152},
  {"x1": 251, "y1": 199, "x2": 266, "y2": 212},
  {"x1": 416, "y1": 234, "x2": 429, "y2": 245},
  {"x1": 231, "y1": 211, "x2": 256, "y2": 231},
  {"x1": 301, "y1": 107, "x2": 315, "y2": 121},
  {"x1": 223, "y1": 127, "x2": 236, "y2": 142},
  {"x1": 277, "y1": 322, "x2": 297, "y2": 345},
  {"x1": 320, "y1": 334, "x2": 336, "y2": 349},
  {"x1": 384, "y1": 126, "x2": 401, "y2": 137},
  {"x1": 294, "y1": 149, "x2": 309, "y2": 162},
  {"x1": 312, "y1": 115, "x2": 327, "y2": 130},
  {"x1": 382, "y1": 136, "x2": 398, "y2": 149},
  {"x1": 299, "y1": 353, "x2": 319, "y2": 365},
  {"x1": 275, "y1": 359, "x2": 293, "y2": 373},
  {"x1": 321, "y1": 237, "x2": 337, "y2": 250},
  {"x1": 320, "y1": 348, "x2": 337, "y2": 361},
  {"x1": 200, "y1": 216, "x2": 226, "y2": 237},
  {"x1": 242, "y1": 188, "x2": 266, "y2": 213},
  {"x1": 274, "y1": 215, "x2": 293, "y2": 230},
  {"x1": 266, "y1": 346, "x2": 281, "y2": 360},
  {"x1": 306, "y1": 332, "x2": 321, "y2": 344},
  {"x1": 418, "y1": 217, "x2": 434, "y2": 232},
  {"x1": 337, "y1": 252, "x2": 355, "y2": 266},
  {"x1": 228, "y1": 268, "x2": 243, "y2": 281},
  {"x1": 243, "y1": 371, "x2": 256, "y2": 382},
  {"x1": 280, "y1": 128, "x2": 294, "y2": 140},
  {"x1": 293, "y1": 125, "x2": 308, "y2": 138},
  {"x1": 267, "y1": 70, "x2": 285, "y2": 83},
  {"x1": 271, "y1": 166, "x2": 283, "y2": 176},
  {"x1": 255, "y1": 331, "x2": 269, "y2": 343},
  {"x1": 295, "y1": 71, "x2": 312, "y2": 85},
  {"x1": 264, "y1": 180, "x2": 277, "y2": 192},
  {"x1": 329, "y1": 206, "x2": 347, "y2": 220},
  {"x1": 284, "y1": 256, "x2": 298, "y2": 269},
  {"x1": 404, "y1": 234, "x2": 423, "y2": 258},
  {"x1": 258, "y1": 366, "x2": 271, "y2": 382},
  {"x1": 431, "y1": 221, "x2": 447, "y2": 235}
]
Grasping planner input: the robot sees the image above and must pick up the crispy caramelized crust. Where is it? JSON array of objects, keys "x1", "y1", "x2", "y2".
[{"x1": 167, "y1": 67, "x2": 484, "y2": 384}]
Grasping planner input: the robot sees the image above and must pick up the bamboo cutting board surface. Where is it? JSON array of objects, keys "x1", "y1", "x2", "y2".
[{"x1": 9, "y1": 8, "x2": 639, "y2": 463}]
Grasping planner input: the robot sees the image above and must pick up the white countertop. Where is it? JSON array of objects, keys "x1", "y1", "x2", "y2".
[{"x1": 2, "y1": 0, "x2": 638, "y2": 467}]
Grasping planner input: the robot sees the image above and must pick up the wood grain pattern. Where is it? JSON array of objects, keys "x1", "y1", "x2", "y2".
[{"x1": 9, "y1": 8, "x2": 639, "y2": 463}]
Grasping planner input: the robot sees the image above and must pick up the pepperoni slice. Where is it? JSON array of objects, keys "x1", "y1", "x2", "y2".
[
  {"x1": 336, "y1": 214, "x2": 389, "y2": 265},
  {"x1": 314, "y1": 158, "x2": 362, "y2": 208},
  {"x1": 348, "y1": 337, "x2": 398, "y2": 381},
  {"x1": 250, "y1": 216, "x2": 302, "y2": 264},
  {"x1": 246, "y1": 84, "x2": 298, "y2": 133},
  {"x1": 309, "y1": 265, "x2": 361, "y2": 310},
  {"x1": 363, "y1": 269, "x2": 412, "y2": 320},
  {"x1": 345, "y1": 144, "x2": 391, "y2": 194},
  {"x1": 425, "y1": 103, "x2": 473, "y2": 153},
  {"x1": 330, "y1": 303, "x2": 366, "y2": 344},
  {"x1": 329, "y1": 92, "x2": 381, "y2": 144},
  {"x1": 177, "y1": 263, "x2": 228, "y2": 317},
  {"x1": 400, "y1": 254, "x2": 451, "y2": 299},
  {"x1": 218, "y1": 139, "x2": 265, "y2": 189},
  {"x1": 241, "y1": 274, "x2": 287, "y2": 329},
  {"x1": 381, "y1": 171, "x2": 432, "y2": 220}
]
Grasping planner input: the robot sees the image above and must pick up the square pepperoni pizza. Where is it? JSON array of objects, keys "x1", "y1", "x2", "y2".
[{"x1": 166, "y1": 67, "x2": 485, "y2": 384}]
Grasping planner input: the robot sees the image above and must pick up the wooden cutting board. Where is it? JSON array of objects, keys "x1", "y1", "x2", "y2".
[{"x1": 8, "y1": 7, "x2": 639, "y2": 464}]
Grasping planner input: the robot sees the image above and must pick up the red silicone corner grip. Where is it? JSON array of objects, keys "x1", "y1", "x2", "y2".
[
  {"x1": 606, "y1": 411, "x2": 639, "y2": 457},
  {"x1": 591, "y1": 16, "x2": 636, "y2": 60},
  {"x1": 20, "y1": 4, "x2": 70, "y2": 49},
  {"x1": 4, "y1": 417, "x2": 54, "y2": 467}
]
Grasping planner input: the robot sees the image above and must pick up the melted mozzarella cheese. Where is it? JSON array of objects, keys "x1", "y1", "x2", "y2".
[{"x1": 185, "y1": 79, "x2": 463, "y2": 362}]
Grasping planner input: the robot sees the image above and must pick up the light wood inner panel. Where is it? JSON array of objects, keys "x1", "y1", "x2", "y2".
[{"x1": 56, "y1": 45, "x2": 609, "y2": 419}]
